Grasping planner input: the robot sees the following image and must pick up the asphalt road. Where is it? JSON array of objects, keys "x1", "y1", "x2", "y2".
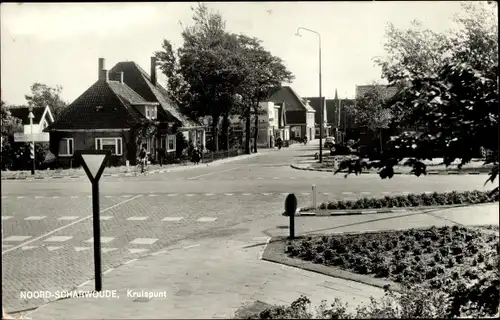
[{"x1": 1, "y1": 142, "x2": 494, "y2": 312}]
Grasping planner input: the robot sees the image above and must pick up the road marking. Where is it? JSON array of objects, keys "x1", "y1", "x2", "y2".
[
  {"x1": 1, "y1": 196, "x2": 8, "y2": 199},
  {"x1": 2, "y1": 244, "x2": 13, "y2": 249},
  {"x1": 2, "y1": 194, "x2": 143, "y2": 254},
  {"x1": 100, "y1": 216, "x2": 113, "y2": 220},
  {"x1": 280, "y1": 193, "x2": 288, "y2": 196},
  {"x1": 35, "y1": 196, "x2": 45, "y2": 199},
  {"x1": 58, "y1": 216, "x2": 80, "y2": 221},
  {"x1": 188, "y1": 164, "x2": 256, "y2": 180},
  {"x1": 323, "y1": 193, "x2": 330, "y2": 195},
  {"x1": 71, "y1": 196, "x2": 79, "y2": 199},
  {"x1": 105, "y1": 196, "x2": 113, "y2": 198},
  {"x1": 185, "y1": 194, "x2": 195, "y2": 197},
  {"x1": 204, "y1": 193, "x2": 214, "y2": 196},
  {"x1": 272, "y1": 177, "x2": 279, "y2": 180},
  {"x1": 47, "y1": 246, "x2": 63, "y2": 252},
  {"x1": 44, "y1": 236, "x2": 73, "y2": 242},
  {"x1": 126, "y1": 217, "x2": 149, "y2": 221},
  {"x1": 261, "y1": 193, "x2": 271, "y2": 196},
  {"x1": 77, "y1": 280, "x2": 91, "y2": 288},
  {"x1": 1, "y1": 216, "x2": 13, "y2": 220},
  {"x1": 242, "y1": 193, "x2": 252, "y2": 196},
  {"x1": 85, "y1": 237, "x2": 115, "y2": 243},
  {"x1": 4, "y1": 236, "x2": 32, "y2": 242},
  {"x1": 161, "y1": 217, "x2": 184, "y2": 222},
  {"x1": 103, "y1": 268, "x2": 114, "y2": 275},
  {"x1": 167, "y1": 194, "x2": 178, "y2": 197},
  {"x1": 52, "y1": 196, "x2": 60, "y2": 199},
  {"x1": 24, "y1": 216, "x2": 47, "y2": 221},
  {"x1": 301, "y1": 193, "x2": 310, "y2": 195},
  {"x1": 148, "y1": 194, "x2": 157, "y2": 197},
  {"x1": 342, "y1": 192, "x2": 354, "y2": 195},
  {"x1": 16, "y1": 196, "x2": 25, "y2": 199},
  {"x1": 401, "y1": 191, "x2": 411, "y2": 195},
  {"x1": 257, "y1": 177, "x2": 264, "y2": 180},
  {"x1": 183, "y1": 244, "x2": 200, "y2": 249},
  {"x1": 130, "y1": 238, "x2": 158, "y2": 245},
  {"x1": 128, "y1": 248, "x2": 149, "y2": 254},
  {"x1": 197, "y1": 217, "x2": 217, "y2": 222},
  {"x1": 75, "y1": 247, "x2": 91, "y2": 252},
  {"x1": 122, "y1": 195, "x2": 132, "y2": 198},
  {"x1": 360, "y1": 192, "x2": 371, "y2": 195},
  {"x1": 102, "y1": 248, "x2": 118, "y2": 253},
  {"x1": 361, "y1": 210, "x2": 377, "y2": 214},
  {"x1": 224, "y1": 193, "x2": 234, "y2": 196},
  {"x1": 21, "y1": 246, "x2": 38, "y2": 251},
  {"x1": 381, "y1": 192, "x2": 392, "y2": 195},
  {"x1": 152, "y1": 250, "x2": 167, "y2": 256}
]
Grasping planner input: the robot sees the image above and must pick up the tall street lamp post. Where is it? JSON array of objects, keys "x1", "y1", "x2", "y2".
[{"x1": 296, "y1": 27, "x2": 323, "y2": 162}]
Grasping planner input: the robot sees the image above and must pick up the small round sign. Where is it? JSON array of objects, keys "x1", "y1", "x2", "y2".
[{"x1": 284, "y1": 193, "x2": 298, "y2": 216}]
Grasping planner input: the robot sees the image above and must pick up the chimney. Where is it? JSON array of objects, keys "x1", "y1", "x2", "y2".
[
  {"x1": 150, "y1": 56, "x2": 157, "y2": 86},
  {"x1": 99, "y1": 69, "x2": 109, "y2": 82},
  {"x1": 98, "y1": 58, "x2": 105, "y2": 80},
  {"x1": 120, "y1": 72, "x2": 124, "y2": 84}
]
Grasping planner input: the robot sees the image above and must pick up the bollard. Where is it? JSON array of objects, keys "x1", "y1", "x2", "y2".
[
  {"x1": 333, "y1": 157, "x2": 338, "y2": 170},
  {"x1": 126, "y1": 160, "x2": 130, "y2": 173},
  {"x1": 284, "y1": 194, "x2": 298, "y2": 239},
  {"x1": 312, "y1": 185, "x2": 317, "y2": 209}
]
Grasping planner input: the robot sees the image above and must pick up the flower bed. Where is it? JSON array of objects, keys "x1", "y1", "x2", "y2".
[
  {"x1": 284, "y1": 225, "x2": 499, "y2": 296},
  {"x1": 300, "y1": 190, "x2": 498, "y2": 212}
]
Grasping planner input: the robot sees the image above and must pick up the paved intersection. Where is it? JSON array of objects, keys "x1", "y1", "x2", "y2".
[{"x1": 1, "y1": 143, "x2": 494, "y2": 312}]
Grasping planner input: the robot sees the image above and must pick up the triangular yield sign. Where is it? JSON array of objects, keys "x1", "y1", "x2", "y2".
[
  {"x1": 128, "y1": 248, "x2": 148, "y2": 254},
  {"x1": 21, "y1": 246, "x2": 38, "y2": 251},
  {"x1": 81, "y1": 154, "x2": 107, "y2": 180},
  {"x1": 75, "y1": 247, "x2": 91, "y2": 252},
  {"x1": 47, "y1": 246, "x2": 62, "y2": 252},
  {"x1": 102, "y1": 248, "x2": 117, "y2": 253}
]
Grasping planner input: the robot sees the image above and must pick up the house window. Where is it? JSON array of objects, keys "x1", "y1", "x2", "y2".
[
  {"x1": 145, "y1": 106, "x2": 157, "y2": 120},
  {"x1": 167, "y1": 135, "x2": 176, "y2": 151},
  {"x1": 59, "y1": 138, "x2": 74, "y2": 156},
  {"x1": 95, "y1": 137, "x2": 123, "y2": 156}
]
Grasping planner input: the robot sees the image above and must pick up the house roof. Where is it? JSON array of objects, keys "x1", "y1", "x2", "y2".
[
  {"x1": 304, "y1": 97, "x2": 325, "y2": 124},
  {"x1": 267, "y1": 86, "x2": 313, "y2": 113},
  {"x1": 46, "y1": 80, "x2": 153, "y2": 130},
  {"x1": 109, "y1": 62, "x2": 200, "y2": 128},
  {"x1": 355, "y1": 85, "x2": 398, "y2": 100},
  {"x1": 9, "y1": 106, "x2": 49, "y2": 125}
]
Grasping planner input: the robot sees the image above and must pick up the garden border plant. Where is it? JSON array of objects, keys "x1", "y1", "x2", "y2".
[{"x1": 300, "y1": 190, "x2": 498, "y2": 212}]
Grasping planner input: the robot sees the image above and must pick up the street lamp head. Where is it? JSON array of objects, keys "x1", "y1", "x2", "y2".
[{"x1": 295, "y1": 28, "x2": 302, "y2": 37}]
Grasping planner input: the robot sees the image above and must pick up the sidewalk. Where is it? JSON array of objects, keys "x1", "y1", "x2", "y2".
[{"x1": 25, "y1": 203, "x2": 498, "y2": 320}]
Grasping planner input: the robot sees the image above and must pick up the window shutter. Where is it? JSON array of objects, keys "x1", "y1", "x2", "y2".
[
  {"x1": 69, "y1": 139, "x2": 74, "y2": 155},
  {"x1": 96, "y1": 138, "x2": 101, "y2": 150}
]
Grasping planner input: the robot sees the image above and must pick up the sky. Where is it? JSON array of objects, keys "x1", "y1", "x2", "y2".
[{"x1": 1, "y1": 1, "x2": 469, "y2": 106}]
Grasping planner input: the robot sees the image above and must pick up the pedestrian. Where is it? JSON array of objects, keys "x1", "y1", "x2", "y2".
[
  {"x1": 192, "y1": 147, "x2": 201, "y2": 165},
  {"x1": 276, "y1": 137, "x2": 283, "y2": 150},
  {"x1": 139, "y1": 145, "x2": 147, "y2": 173}
]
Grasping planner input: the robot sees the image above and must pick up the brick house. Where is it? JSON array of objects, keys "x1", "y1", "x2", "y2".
[
  {"x1": 45, "y1": 57, "x2": 204, "y2": 167},
  {"x1": 303, "y1": 97, "x2": 331, "y2": 138},
  {"x1": 267, "y1": 86, "x2": 315, "y2": 141}
]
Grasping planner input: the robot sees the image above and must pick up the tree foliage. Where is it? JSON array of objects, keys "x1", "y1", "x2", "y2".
[
  {"x1": 341, "y1": 2, "x2": 498, "y2": 192},
  {"x1": 25, "y1": 83, "x2": 68, "y2": 120}
]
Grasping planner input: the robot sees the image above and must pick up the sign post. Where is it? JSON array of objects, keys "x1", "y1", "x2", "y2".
[
  {"x1": 284, "y1": 194, "x2": 298, "y2": 239},
  {"x1": 28, "y1": 110, "x2": 35, "y2": 175},
  {"x1": 77, "y1": 150, "x2": 111, "y2": 292}
]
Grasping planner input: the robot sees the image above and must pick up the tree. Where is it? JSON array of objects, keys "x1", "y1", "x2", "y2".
[
  {"x1": 345, "y1": 83, "x2": 393, "y2": 152},
  {"x1": 340, "y1": 1, "x2": 498, "y2": 194},
  {"x1": 155, "y1": 3, "x2": 245, "y2": 152},
  {"x1": 25, "y1": 83, "x2": 68, "y2": 120},
  {"x1": 235, "y1": 35, "x2": 294, "y2": 153}
]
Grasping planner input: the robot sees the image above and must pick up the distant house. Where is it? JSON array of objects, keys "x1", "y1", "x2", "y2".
[
  {"x1": 267, "y1": 86, "x2": 315, "y2": 141},
  {"x1": 45, "y1": 57, "x2": 204, "y2": 167},
  {"x1": 303, "y1": 97, "x2": 331, "y2": 138},
  {"x1": 9, "y1": 105, "x2": 54, "y2": 134}
]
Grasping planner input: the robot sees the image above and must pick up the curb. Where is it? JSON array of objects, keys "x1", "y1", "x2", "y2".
[
  {"x1": 1, "y1": 153, "x2": 262, "y2": 181},
  {"x1": 285, "y1": 204, "x2": 479, "y2": 216},
  {"x1": 290, "y1": 164, "x2": 489, "y2": 175}
]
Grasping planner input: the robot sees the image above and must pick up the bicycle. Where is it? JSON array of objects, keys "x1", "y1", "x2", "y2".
[{"x1": 135, "y1": 158, "x2": 148, "y2": 176}]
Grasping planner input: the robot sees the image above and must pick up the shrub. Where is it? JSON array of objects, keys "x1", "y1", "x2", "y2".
[
  {"x1": 313, "y1": 254, "x2": 324, "y2": 264},
  {"x1": 323, "y1": 249, "x2": 334, "y2": 261}
]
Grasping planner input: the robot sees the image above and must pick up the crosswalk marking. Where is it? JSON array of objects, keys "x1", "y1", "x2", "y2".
[
  {"x1": 148, "y1": 194, "x2": 157, "y2": 197},
  {"x1": 21, "y1": 246, "x2": 38, "y2": 251},
  {"x1": 204, "y1": 193, "x2": 214, "y2": 196},
  {"x1": 16, "y1": 196, "x2": 25, "y2": 199},
  {"x1": 100, "y1": 216, "x2": 113, "y2": 220},
  {"x1": 242, "y1": 193, "x2": 252, "y2": 196},
  {"x1": 47, "y1": 246, "x2": 63, "y2": 252},
  {"x1": 58, "y1": 216, "x2": 80, "y2": 221},
  {"x1": 161, "y1": 217, "x2": 184, "y2": 222},
  {"x1": 1, "y1": 196, "x2": 8, "y2": 199},
  {"x1": 24, "y1": 216, "x2": 46, "y2": 221},
  {"x1": 75, "y1": 247, "x2": 91, "y2": 252},
  {"x1": 197, "y1": 217, "x2": 217, "y2": 222},
  {"x1": 35, "y1": 196, "x2": 45, "y2": 199},
  {"x1": 130, "y1": 238, "x2": 158, "y2": 245},
  {"x1": 102, "y1": 248, "x2": 118, "y2": 253},
  {"x1": 128, "y1": 248, "x2": 149, "y2": 254},
  {"x1": 4, "y1": 236, "x2": 32, "y2": 242},
  {"x1": 71, "y1": 196, "x2": 79, "y2": 199},
  {"x1": 342, "y1": 192, "x2": 354, "y2": 195},
  {"x1": 85, "y1": 237, "x2": 115, "y2": 243},
  {"x1": 261, "y1": 193, "x2": 271, "y2": 196},
  {"x1": 301, "y1": 193, "x2": 310, "y2": 195},
  {"x1": 126, "y1": 217, "x2": 149, "y2": 221},
  {"x1": 185, "y1": 194, "x2": 195, "y2": 197},
  {"x1": 1, "y1": 216, "x2": 13, "y2": 220},
  {"x1": 167, "y1": 194, "x2": 178, "y2": 197},
  {"x1": 224, "y1": 193, "x2": 234, "y2": 196},
  {"x1": 52, "y1": 196, "x2": 59, "y2": 199},
  {"x1": 44, "y1": 236, "x2": 72, "y2": 242}
]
